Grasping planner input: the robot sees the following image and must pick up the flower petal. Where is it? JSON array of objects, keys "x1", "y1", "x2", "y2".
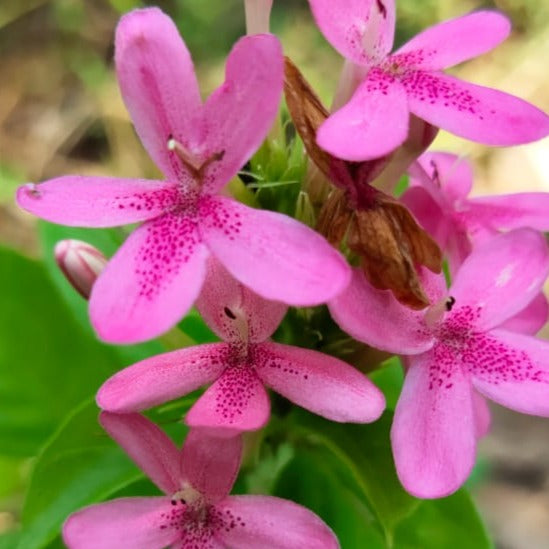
[
  {"x1": 89, "y1": 213, "x2": 209, "y2": 343},
  {"x1": 466, "y1": 192, "x2": 549, "y2": 233},
  {"x1": 181, "y1": 430, "x2": 242, "y2": 504},
  {"x1": 200, "y1": 34, "x2": 283, "y2": 194},
  {"x1": 185, "y1": 367, "x2": 270, "y2": 434},
  {"x1": 449, "y1": 229, "x2": 549, "y2": 331},
  {"x1": 472, "y1": 391, "x2": 491, "y2": 439},
  {"x1": 196, "y1": 258, "x2": 287, "y2": 343},
  {"x1": 214, "y1": 495, "x2": 339, "y2": 549},
  {"x1": 115, "y1": 8, "x2": 201, "y2": 181},
  {"x1": 328, "y1": 268, "x2": 439, "y2": 354},
  {"x1": 391, "y1": 352, "x2": 477, "y2": 498},
  {"x1": 394, "y1": 11, "x2": 510, "y2": 70},
  {"x1": 16, "y1": 177, "x2": 178, "y2": 227},
  {"x1": 200, "y1": 196, "x2": 350, "y2": 306},
  {"x1": 405, "y1": 72, "x2": 549, "y2": 146},
  {"x1": 308, "y1": 0, "x2": 395, "y2": 66},
  {"x1": 471, "y1": 329, "x2": 549, "y2": 416},
  {"x1": 96, "y1": 344, "x2": 230, "y2": 412},
  {"x1": 255, "y1": 342, "x2": 385, "y2": 422},
  {"x1": 500, "y1": 292, "x2": 549, "y2": 336},
  {"x1": 317, "y1": 70, "x2": 409, "y2": 160},
  {"x1": 415, "y1": 152, "x2": 473, "y2": 203},
  {"x1": 99, "y1": 412, "x2": 181, "y2": 494},
  {"x1": 63, "y1": 497, "x2": 177, "y2": 549}
]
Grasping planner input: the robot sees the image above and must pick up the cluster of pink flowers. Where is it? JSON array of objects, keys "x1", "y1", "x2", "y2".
[{"x1": 16, "y1": 0, "x2": 549, "y2": 546}]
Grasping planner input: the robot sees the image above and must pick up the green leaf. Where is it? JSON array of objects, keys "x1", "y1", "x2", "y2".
[
  {"x1": 18, "y1": 399, "x2": 189, "y2": 549},
  {"x1": 0, "y1": 246, "x2": 121, "y2": 456},
  {"x1": 368, "y1": 357, "x2": 404, "y2": 411},
  {"x1": 273, "y1": 445, "x2": 386, "y2": 549},
  {"x1": 394, "y1": 489, "x2": 492, "y2": 549}
]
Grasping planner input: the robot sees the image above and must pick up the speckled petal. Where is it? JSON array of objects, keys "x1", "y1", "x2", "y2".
[
  {"x1": 405, "y1": 72, "x2": 549, "y2": 146},
  {"x1": 99, "y1": 412, "x2": 181, "y2": 494},
  {"x1": 308, "y1": 0, "x2": 395, "y2": 66},
  {"x1": 185, "y1": 367, "x2": 270, "y2": 434},
  {"x1": 391, "y1": 353, "x2": 477, "y2": 498},
  {"x1": 115, "y1": 8, "x2": 201, "y2": 181},
  {"x1": 196, "y1": 258, "x2": 287, "y2": 343},
  {"x1": 90, "y1": 213, "x2": 209, "y2": 344},
  {"x1": 449, "y1": 229, "x2": 549, "y2": 331},
  {"x1": 394, "y1": 11, "x2": 510, "y2": 70},
  {"x1": 317, "y1": 70, "x2": 409, "y2": 161},
  {"x1": 16, "y1": 177, "x2": 178, "y2": 227},
  {"x1": 63, "y1": 497, "x2": 177, "y2": 549},
  {"x1": 200, "y1": 34, "x2": 283, "y2": 194},
  {"x1": 500, "y1": 292, "x2": 549, "y2": 336},
  {"x1": 96, "y1": 344, "x2": 229, "y2": 412},
  {"x1": 181, "y1": 430, "x2": 242, "y2": 504},
  {"x1": 214, "y1": 495, "x2": 339, "y2": 549},
  {"x1": 255, "y1": 342, "x2": 385, "y2": 422},
  {"x1": 328, "y1": 268, "x2": 439, "y2": 354},
  {"x1": 200, "y1": 196, "x2": 351, "y2": 306},
  {"x1": 471, "y1": 329, "x2": 549, "y2": 416}
]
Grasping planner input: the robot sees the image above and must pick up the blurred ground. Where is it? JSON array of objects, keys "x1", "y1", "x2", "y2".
[{"x1": 1, "y1": 0, "x2": 549, "y2": 547}]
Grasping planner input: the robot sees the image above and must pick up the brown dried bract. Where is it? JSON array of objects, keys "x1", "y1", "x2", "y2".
[{"x1": 285, "y1": 56, "x2": 442, "y2": 309}]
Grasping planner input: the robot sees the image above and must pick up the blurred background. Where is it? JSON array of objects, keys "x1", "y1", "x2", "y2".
[{"x1": 1, "y1": 0, "x2": 548, "y2": 547}]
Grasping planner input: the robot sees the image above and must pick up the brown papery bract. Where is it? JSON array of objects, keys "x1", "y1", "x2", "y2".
[{"x1": 284, "y1": 56, "x2": 442, "y2": 309}]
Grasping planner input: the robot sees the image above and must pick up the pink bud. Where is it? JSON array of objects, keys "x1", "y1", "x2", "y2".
[
  {"x1": 54, "y1": 239, "x2": 107, "y2": 299},
  {"x1": 244, "y1": 0, "x2": 273, "y2": 34}
]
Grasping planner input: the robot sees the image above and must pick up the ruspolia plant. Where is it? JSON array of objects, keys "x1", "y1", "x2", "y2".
[{"x1": 13, "y1": 0, "x2": 549, "y2": 547}]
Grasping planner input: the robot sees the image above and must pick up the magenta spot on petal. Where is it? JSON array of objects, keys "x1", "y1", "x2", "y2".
[{"x1": 199, "y1": 196, "x2": 242, "y2": 242}]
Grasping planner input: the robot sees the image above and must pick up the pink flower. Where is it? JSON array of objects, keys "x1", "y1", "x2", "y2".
[
  {"x1": 55, "y1": 239, "x2": 107, "y2": 299},
  {"x1": 329, "y1": 229, "x2": 549, "y2": 497},
  {"x1": 97, "y1": 259, "x2": 384, "y2": 434},
  {"x1": 309, "y1": 1, "x2": 549, "y2": 160},
  {"x1": 63, "y1": 412, "x2": 339, "y2": 548},
  {"x1": 16, "y1": 8, "x2": 350, "y2": 344}
]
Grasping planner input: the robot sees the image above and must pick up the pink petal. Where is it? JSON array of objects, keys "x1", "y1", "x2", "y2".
[
  {"x1": 405, "y1": 72, "x2": 549, "y2": 145},
  {"x1": 445, "y1": 230, "x2": 472, "y2": 277},
  {"x1": 500, "y1": 292, "x2": 549, "y2": 335},
  {"x1": 115, "y1": 8, "x2": 201, "y2": 182},
  {"x1": 472, "y1": 391, "x2": 491, "y2": 439},
  {"x1": 181, "y1": 430, "x2": 242, "y2": 503},
  {"x1": 196, "y1": 258, "x2": 287, "y2": 343},
  {"x1": 416, "y1": 151, "x2": 473, "y2": 203},
  {"x1": 471, "y1": 329, "x2": 549, "y2": 416},
  {"x1": 394, "y1": 11, "x2": 510, "y2": 70},
  {"x1": 200, "y1": 196, "x2": 350, "y2": 306},
  {"x1": 308, "y1": 0, "x2": 395, "y2": 66},
  {"x1": 89, "y1": 213, "x2": 209, "y2": 343},
  {"x1": 214, "y1": 495, "x2": 339, "y2": 549},
  {"x1": 185, "y1": 367, "x2": 270, "y2": 434},
  {"x1": 328, "y1": 268, "x2": 439, "y2": 354},
  {"x1": 317, "y1": 70, "x2": 409, "y2": 160},
  {"x1": 466, "y1": 192, "x2": 549, "y2": 232},
  {"x1": 255, "y1": 342, "x2": 385, "y2": 422},
  {"x1": 96, "y1": 344, "x2": 230, "y2": 412},
  {"x1": 16, "y1": 177, "x2": 178, "y2": 227},
  {"x1": 449, "y1": 229, "x2": 549, "y2": 331},
  {"x1": 99, "y1": 412, "x2": 181, "y2": 494},
  {"x1": 200, "y1": 34, "x2": 283, "y2": 194},
  {"x1": 63, "y1": 497, "x2": 177, "y2": 549},
  {"x1": 391, "y1": 352, "x2": 477, "y2": 498}
]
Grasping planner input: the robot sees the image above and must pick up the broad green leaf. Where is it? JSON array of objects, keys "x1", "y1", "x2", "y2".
[
  {"x1": 368, "y1": 356, "x2": 404, "y2": 411},
  {"x1": 18, "y1": 398, "x2": 189, "y2": 549},
  {"x1": 273, "y1": 445, "x2": 386, "y2": 549},
  {"x1": 394, "y1": 489, "x2": 492, "y2": 549},
  {"x1": 0, "y1": 246, "x2": 121, "y2": 456}
]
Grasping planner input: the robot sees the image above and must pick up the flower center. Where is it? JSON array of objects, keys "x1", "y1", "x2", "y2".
[{"x1": 423, "y1": 295, "x2": 456, "y2": 329}]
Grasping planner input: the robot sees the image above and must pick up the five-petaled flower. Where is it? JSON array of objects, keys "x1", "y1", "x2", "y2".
[
  {"x1": 97, "y1": 259, "x2": 385, "y2": 433},
  {"x1": 63, "y1": 412, "x2": 339, "y2": 548},
  {"x1": 329, "y1": 229, "x2": 549, "y2": 497},
  {"x1": 308, "y1": 0, "x2": 549, "y2": 160},
  {"x1": 16, "y1": 7, "x2": 350, "y2": 344}
]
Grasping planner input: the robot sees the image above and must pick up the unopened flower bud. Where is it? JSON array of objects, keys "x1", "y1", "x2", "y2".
[
  {"x1": 54, "y1": 239, "x2": 107, "y2": 299},
  {"x1": 244, "y1": 0, "x2": 273, "y2": 35}
]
